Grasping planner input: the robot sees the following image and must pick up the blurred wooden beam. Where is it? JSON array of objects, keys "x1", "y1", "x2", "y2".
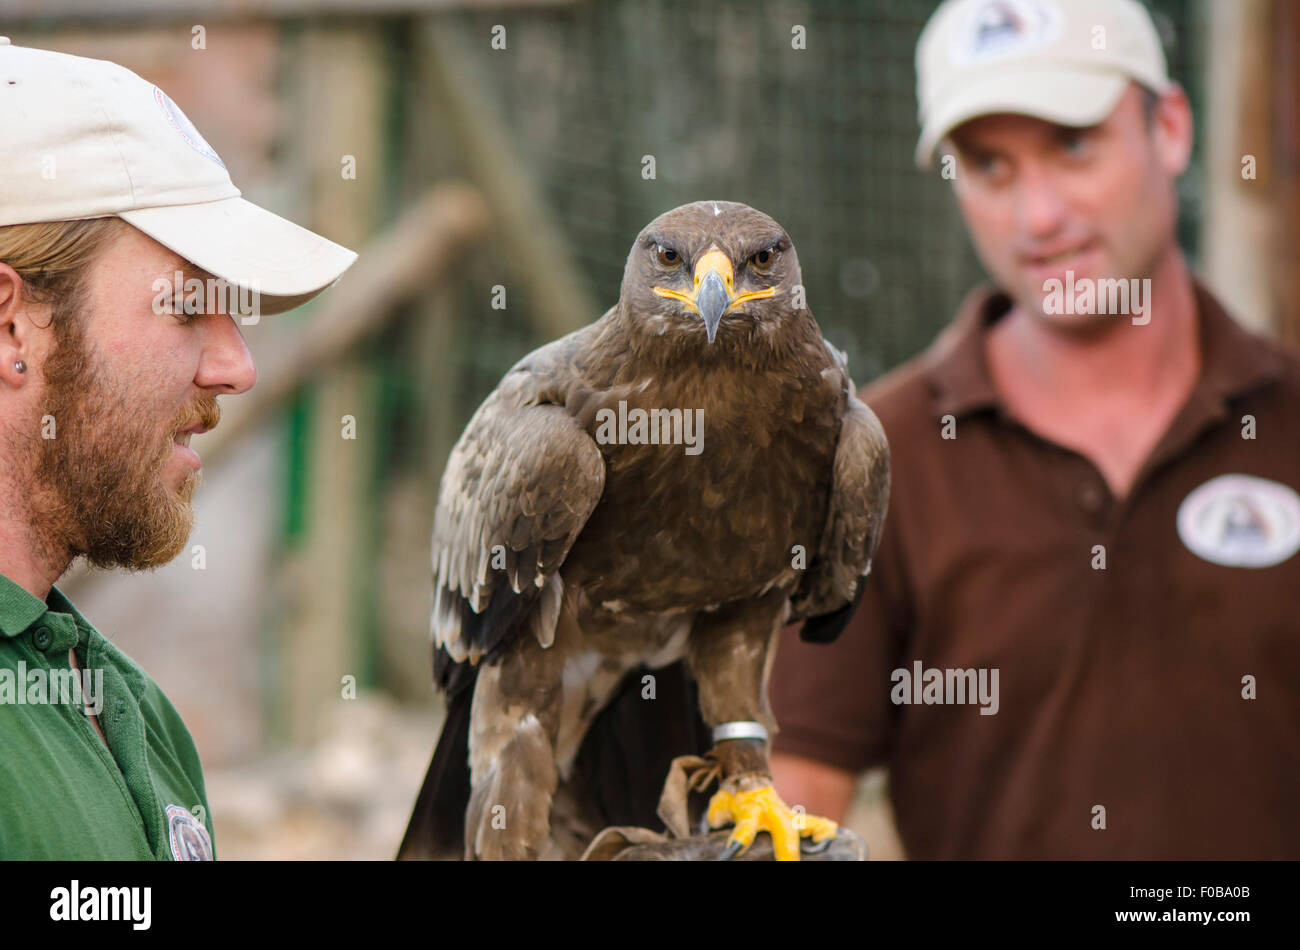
[
  {"x1": 1274, "y1": 0, "x2": 1300, "y2": 347},
  {"x1": 1200, "y1": 0, "x2": 1276, "y2": 335},
  {"x1": 419, "y1": 18, "x2": 598, "y2": 340},
  {"x1": 1200, "y1": 0, "x2": 1300, "y2": 345},
  {"x1": 375, "y1": 285, "x2": 460, "y2": 700},
  {"x1": 0, "y1": 0, "x2": 580, "y2": 25},
  {"x1": 273, "y1": 23, "x2": 388, "y2": 745}
]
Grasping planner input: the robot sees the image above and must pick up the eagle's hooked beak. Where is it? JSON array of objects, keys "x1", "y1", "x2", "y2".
[
  {"x1": 694, "y1": 255, "x2": 730, "y2": 344},
  {"x1": 653, "y1": 248, "x2": 778, "y2": 344}
]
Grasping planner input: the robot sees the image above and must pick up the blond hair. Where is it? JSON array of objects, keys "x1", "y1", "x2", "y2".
[{"x1": 0, "y1": 217, "x2": 125, "y2": 308}]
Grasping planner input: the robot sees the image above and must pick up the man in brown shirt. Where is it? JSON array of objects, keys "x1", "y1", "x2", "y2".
[{"x1": 770, "y1": 0, "x2": 1300, "y2": 859}]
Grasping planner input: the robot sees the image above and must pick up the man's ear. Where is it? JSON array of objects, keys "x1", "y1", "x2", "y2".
[
  {"x1": 0, "y1": 263, "x2": 37, "y2": 389},
  {"x1": 1152, "y1": 83, "x2": 1194, "y2": 178}
]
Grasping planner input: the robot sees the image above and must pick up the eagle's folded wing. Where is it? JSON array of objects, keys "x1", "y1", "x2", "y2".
[
  {"x1": 790, "y1": 390, "x2": 890, "y2": 641},
  {"x1": 432, "y1": 371, "x2": 606, "y2": 671}
]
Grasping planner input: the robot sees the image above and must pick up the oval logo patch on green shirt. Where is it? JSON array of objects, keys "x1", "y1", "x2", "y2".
[{"x1": 165, "y1": 804, "x2": 214, "y2": 861}]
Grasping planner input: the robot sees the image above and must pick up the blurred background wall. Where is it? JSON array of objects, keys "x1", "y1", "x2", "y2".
[{"x1": 2, "y1": 0, "x2": 1296, "y2": 858}]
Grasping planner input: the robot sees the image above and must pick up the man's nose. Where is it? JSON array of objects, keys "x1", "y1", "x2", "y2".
[
  {"x1": 1014, "y1": 166, "x2": 1070, "y2": 239},
  {"x1": 196, "y1": 312, "x2": 257, "y2": 394}
]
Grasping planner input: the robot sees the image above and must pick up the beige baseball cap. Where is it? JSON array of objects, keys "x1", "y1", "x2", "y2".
[
  {"x1": 914, "y1": 0, "x2": 1171, "y2": 168},
  {"x1": 0, "y1": 37, "x2": 357, "y2": 315}
]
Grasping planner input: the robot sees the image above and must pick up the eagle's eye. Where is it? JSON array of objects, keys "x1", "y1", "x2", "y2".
[
  {"x1": 655, "y1": 245, "x2": 681, "y2": 268},
  {"x1": 750, "y1": 246, "x2": 778, "y2": 272}
]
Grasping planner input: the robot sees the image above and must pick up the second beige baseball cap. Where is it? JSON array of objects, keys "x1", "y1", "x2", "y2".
[
  {"x1": 0, "y1": 38, "x2": 357, "y2": 315},
  {"x1": 914, "y1": 0, "x2": 1171, "y2": 168}
]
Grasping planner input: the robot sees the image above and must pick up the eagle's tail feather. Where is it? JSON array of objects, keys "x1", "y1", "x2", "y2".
[
  {"x1": 396, "y1": 670, "x2": 475, "y2": 860},
  {"x1": 571, "y1": 659, "x2": 713, "y2": 831}
]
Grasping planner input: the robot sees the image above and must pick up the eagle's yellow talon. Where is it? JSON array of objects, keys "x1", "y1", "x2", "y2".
[{"x1": 705, "y1": 784, "x2": 838, "y2": 861}]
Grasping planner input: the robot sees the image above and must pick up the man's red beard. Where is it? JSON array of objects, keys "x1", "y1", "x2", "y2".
[{"x1": 28, "y1": 304, "x2": 219, "y2": 572}]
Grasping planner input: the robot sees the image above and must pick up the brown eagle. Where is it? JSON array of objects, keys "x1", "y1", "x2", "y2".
[{"x1": 398, "y1": 200, "x2": 889, "y2": 861}]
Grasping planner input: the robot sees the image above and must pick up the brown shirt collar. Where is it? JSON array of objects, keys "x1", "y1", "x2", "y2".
[{"x1": 922, "y1": 278, "x2": 1288, "y2": 422}]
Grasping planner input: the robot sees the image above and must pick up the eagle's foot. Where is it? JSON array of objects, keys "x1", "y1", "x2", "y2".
[{"x1": 704, "y1": 776, "x2": 838, "y2": 861}]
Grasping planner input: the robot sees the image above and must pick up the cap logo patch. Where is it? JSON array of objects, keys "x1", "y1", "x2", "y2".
[
  {"x1": 1177, "y1": 474, "x2": 1300, "y2": 569},
  {"x1": 165, "y1": 803, "x2": 214, "y2": 861},
  {"x1": 152, "y1": 86, "x2": 226, "y2": 169},
  {"x1": 950, "y1": 0, "x2": 1064, "y2": 66}
]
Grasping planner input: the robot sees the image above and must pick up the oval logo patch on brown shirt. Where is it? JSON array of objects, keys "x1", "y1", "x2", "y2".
[{"x1": 1177, "y1": 474, "x2": 1300, "y2": 568}]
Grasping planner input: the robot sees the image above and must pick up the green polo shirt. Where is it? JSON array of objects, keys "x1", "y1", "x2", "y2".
[{"x1": 0, "y1": 572, "x2": 216, "y2": 859}]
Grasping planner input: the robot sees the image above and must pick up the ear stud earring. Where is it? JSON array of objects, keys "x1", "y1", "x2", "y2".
[{"x1": 14, "y1": 360, "x2": 26, "y2": 373}]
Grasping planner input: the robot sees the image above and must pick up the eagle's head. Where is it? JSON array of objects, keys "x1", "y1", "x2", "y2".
[{"x1": 618, "y1": 200, "x2": 806, "y2": 353}]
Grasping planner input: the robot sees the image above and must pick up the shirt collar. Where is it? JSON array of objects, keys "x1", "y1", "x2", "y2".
[
  {"x1": 44, "y1": 583, "x2": 98, "y2": 639},
  {"x1": 0, "y1": 571, "x2": 96, "y2": 641},
  {"x1": 922, "y1": 278, "x2": 1286, "y2": 421},
  {"x1": 922, "y1": 285, "x2": 1007, "y2": 419},
  {"x1": 0, "y1": 572, "x2": 52, "y2": 639}
]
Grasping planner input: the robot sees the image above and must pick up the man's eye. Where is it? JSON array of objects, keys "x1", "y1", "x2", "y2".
[
  {"x1": 169, "y1": 298, "x2": 200, "y2": 323},
  {"x1": 963, "y1": 152, "x2": 1006, "y2": 179},
  {"x1": 1059, "y1": 130, "x2": 1090, "y2": 156}
]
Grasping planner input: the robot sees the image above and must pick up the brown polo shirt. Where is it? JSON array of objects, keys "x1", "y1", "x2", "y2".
[{"x1": 771, "y1": 279, "x2": 1300, "y2": 859}]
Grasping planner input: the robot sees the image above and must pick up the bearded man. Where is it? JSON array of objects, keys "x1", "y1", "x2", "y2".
[{"x1": 0, "y1": 38, "x2": 355, "y2": 859}]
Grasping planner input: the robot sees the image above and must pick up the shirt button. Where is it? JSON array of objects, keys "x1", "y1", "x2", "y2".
[
  {"x1": 31, "y1": 625, "x2": 52, "y2": 650},
  {"x1": 1079, "y1": 484, "x2": 1105, "y2": 512}
]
